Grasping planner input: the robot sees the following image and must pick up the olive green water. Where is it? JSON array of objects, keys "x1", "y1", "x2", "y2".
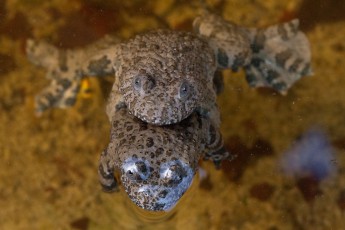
[{"x1": 1, "y1": 0, "x2": 345, "y2": 229}]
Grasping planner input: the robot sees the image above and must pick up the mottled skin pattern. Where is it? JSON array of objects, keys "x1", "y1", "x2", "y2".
[
  {"x1": 26, "y1": 12, "x2": 312, "y2": 123},
  {"x1": 26, "y1": 12, "x2": 312, "y2": 211},
  {"x1": 99, "y1": 107, "x2": 229, "y2": 211},
  {"x1": 194, "y1": 14, "x2": 312, "y2": 93},
  {"x1": 26, "y1": 36, "x2": 120, "y2": 114},
  {"x1": 193, "y1": 13, "x2": 252, "y2": 71},
  {"x1": 116, "y1": 30, "x2": 217, "y2": 125},
  {"x1": 244, "y1": 19, "x2": 312, "y2": 93}
]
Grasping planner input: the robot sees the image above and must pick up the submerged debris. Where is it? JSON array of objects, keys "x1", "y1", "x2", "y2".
[
  {"x1": 280, "y1": 127, "x2": 337, "y2": 180},
  {"x1": 249, "y1": 182, "x2": 275, "y2": 201},
  {"x1": 296, "y1": 175, "x2": 322, "y2": 203},
  {"x1": 337, "y1": 189, "x2": 345, "y2": 211}
]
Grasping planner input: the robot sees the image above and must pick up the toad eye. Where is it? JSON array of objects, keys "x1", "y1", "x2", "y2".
[
  {"x1": 178, "y1": 81, "x2": 191, "y2": 100},
  {"x1": 160, "y1": 160, "x2": 187, "y2": 186},
  {"x1": 133, "y1": 76, "x2": 142, "y2": 91},
  {"x1": 133, "y1": 75, "x2": 156, "y2": 93},
  {"x1": 123, "y1": 158, "x2": 150, "y2": 181}
]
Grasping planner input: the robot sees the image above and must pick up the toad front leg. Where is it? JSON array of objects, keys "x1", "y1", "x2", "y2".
[
  {"x1": 201, "y1": 102, "x2": 233, "y2": 169},
  {"x1": 98, "y1": 146, "x2": 119, "y2": 192},
  {"x1": 203, "y1": 121, "x2": 233, "y2": 169}
]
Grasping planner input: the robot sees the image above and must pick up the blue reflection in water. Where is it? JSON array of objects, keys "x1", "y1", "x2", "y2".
[{"x1": 280, "y1": 127, "x2": 337, "y2": 180}]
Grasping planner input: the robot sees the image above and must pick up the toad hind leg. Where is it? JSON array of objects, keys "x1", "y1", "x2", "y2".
[
  {"x1": 26, "y1": 36, "x2": 121, "y2": 113},
  {"x1": 193, "y1": 13, "x2": 252, "y2": 71},
  {"x1": 244, "y1": 20, "x2": 312, "y2": 94},
  {"x1": 26, "y1": 40, "x2": 82, "y2": 114},
  {"x1": 194, "y1": 13, "x2": 312, "y2": 94}
]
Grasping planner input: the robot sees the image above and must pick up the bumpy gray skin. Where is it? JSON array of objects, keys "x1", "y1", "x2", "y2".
[
  {"x1": 244, "y1": 19, "x2": 312, "y2": 93},
  {"x1": 26, "y1": 11, "x2": 311, "y2": 212},
  {"x1": 27, "y1": 12, "x2": 312, "y2": 123},
  {"x1": 98, "y1": 106, "x2": 229, "y2": 211},
  {"x1": 193, "y1": 13, "x2": 252, "y2": 71},
  {"x1": 194, "y1": 13, "x2": 312, "y2": 93},
  {"x1": 115, "y1": 30, "x2": 217, "y2": 125}
]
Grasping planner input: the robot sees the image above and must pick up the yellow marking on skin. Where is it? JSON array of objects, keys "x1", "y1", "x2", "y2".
[{"x1": 79, "y1": 78, "x2": 93, "y2": 99}]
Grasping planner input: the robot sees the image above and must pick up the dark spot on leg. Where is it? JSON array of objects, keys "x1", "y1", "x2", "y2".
[
  {"x1": 57, "y1": 78, "x2": 72, "y2": 89},
  {"x1": 65, "y1": 97, "x2": 76, "y2": 106},
  {"x1": 289, "y1": 58, "x2": 303, "y2": 72},
  {"x1": 217, "y1": 48, "x2": 229, "y2": 68},
  {"x1": 252, "y1": 31, "x2": 266, "y2": 53},
  {"x1": 301, "y1": 63, "x2": 311, "y2": 76},
  {"x1": 87, "y1": 55, "x2": 111, "y2": 75},
  {"x1": 266, "y1": 70, "x2": 280, "y2": 83},
  {"x1": 98, "y1": 164, "x2": 113, "y2": 180},
  {"x1": 272, "y1": 82, "x2": 287, "y2": 92},
  {"x1": 275, "y1": 50, "x2": 293, "y2": 69},
  {"x1": 251, "y1": 57, "x2": 263, "y2": 68},
  {"x1": 244, "y1": 70, "x2": 258, "y2": 87},
  {"x1": 43, "y1": 92, "x2": 57, "y2": 105},
  {"x1": 288, "y1": 20, "x2": 299, "y2": 35},
  {"x1": 232, "y1": 52, "x2": 247, "y2": 71},
  {"x1": 277, "y1": 24, "x2": 288, "y2": 40}
]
